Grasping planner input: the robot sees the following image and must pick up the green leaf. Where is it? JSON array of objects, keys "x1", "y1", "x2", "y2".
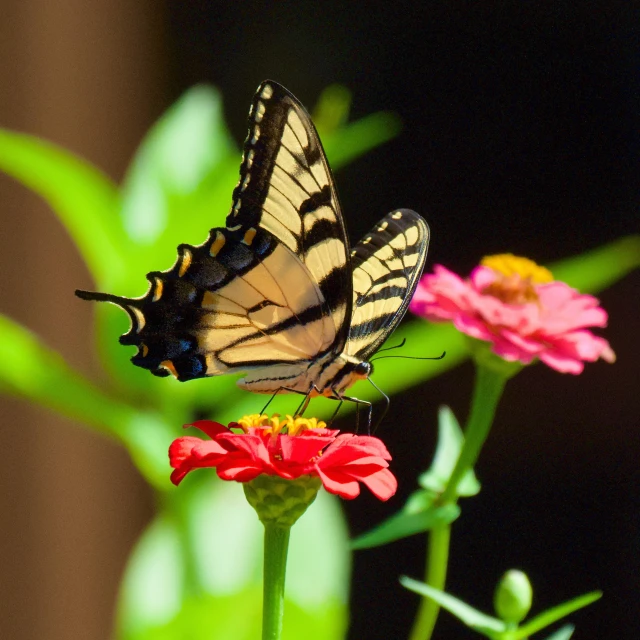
[
  {"x1": 0, "y1": 313, "x2": 130, "y2": 437},
  {"x1": 400, "y1": 577, "x2": 507, "y2": 638},
  {"x1": 513, "y1": 591, "x2": 602, "y2": 639},
  {"x1": 312, "y1": 84, "x2": 352, "y2": 134},
  {"x1": 543, "y1": 625, "x2": 574, "y2": 640},
  {"x1": 323, "y1": 110, "x2": 403, "y2": 170},
  {"x1": 550, "y1": 235, "x2": 640, "y2": 294},
  {"x1": 419, "y1": 406, "x2": 481, "y2": 497},
  {"x1": 118, "y1": 85, "x2": 237, "y2": 279},
  {"x1": 0, "y1": 128, "x2": 125, "y2": 287},
  {"x1": 352, "y1": 502, "x2": 459, "y2": 549},
  {"x1": 0, "y1": 313, "x2": 176, "y2": 488}
]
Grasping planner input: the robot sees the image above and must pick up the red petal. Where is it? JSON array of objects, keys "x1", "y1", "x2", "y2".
[
  {"x1": 320, "y1": 434, "x2": 392, "y2": 467},
  {"x1": 359, "y1": 468, "x2": 398, "y2": 501},
  {"x1": 315, "y1": 467, "x2": 361, "y2": 499},
  {"x1": 184, "y1": 420, "x2": 230, "y2": 439},
  {"x1": 168, "y1": 436, "x2": 229, "y2": 485},
  {"x1": 217, "y1": 453, "x2": 265, "y2": 481},
  {"x1": 218, "y1": 432, "x2": 271, "y2": 465},
  {"x1": 168, "y1": 436, "x2": 203, "y2": 468},
  {"x1": 280, "y1": 433, "x2": 334, "y2": 463}
]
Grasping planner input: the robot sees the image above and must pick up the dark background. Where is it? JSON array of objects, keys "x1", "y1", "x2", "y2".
[{"x1": 1, "y1": 2, "x2": 638, "y2": 639}]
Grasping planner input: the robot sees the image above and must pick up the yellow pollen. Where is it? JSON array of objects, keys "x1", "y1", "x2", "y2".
[
  {"x1": 481, "y1": 254, "x2": 553, "y2": 284},
  {"x1": 480, "y1": 254, "x2": 553, "y2": 304},
  {"x1": 236, "y1": 413, "x2": 326, "y2": 436}
]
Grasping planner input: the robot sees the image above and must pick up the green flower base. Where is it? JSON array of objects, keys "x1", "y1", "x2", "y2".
[{"x1": 244, "y1": 474, "x2": 323, "y2": 527}]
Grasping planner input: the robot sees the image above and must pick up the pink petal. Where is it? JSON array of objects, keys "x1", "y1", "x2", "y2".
[
  {"x1": 453, "y1": 314, "x2": 494, "y2": 340},
  {"x1": 538, "y1": 350, "x2": 584, "y2": 374},
  {"x1": 499, "y1": 329, "x2": 544, "y2": 355},
  {"x1": 469, "y1": 266, "x2": 498, "y2": 290}
]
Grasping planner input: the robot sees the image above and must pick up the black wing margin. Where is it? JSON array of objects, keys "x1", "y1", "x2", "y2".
[{"x1": 345, "y1": 209, "x2": 429, "y2": 361}]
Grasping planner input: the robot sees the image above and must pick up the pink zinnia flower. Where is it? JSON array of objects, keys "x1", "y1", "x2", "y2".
[
  {"x1": 169, "y1": 414, "x2": 397, "y2": 501},
  {"x1": 410, "y1": 254, "x2": 616, "y2": 374}
]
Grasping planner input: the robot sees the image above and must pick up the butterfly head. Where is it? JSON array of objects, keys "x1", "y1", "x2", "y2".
[
  {"x1": 353, "y1": 361, "x2": 373, "y2": 379},
  {"x1": 322, "y1": 355, "x2": 374, "y2": 397}
]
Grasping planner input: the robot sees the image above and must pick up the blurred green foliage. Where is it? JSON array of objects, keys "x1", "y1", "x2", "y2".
[{"x1": 0, "y1": 81, "x2": 637, "y2": 639}]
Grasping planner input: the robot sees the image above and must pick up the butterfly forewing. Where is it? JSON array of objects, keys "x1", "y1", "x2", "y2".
[
  {"x1": 76, "y1": 81, "x2": 349, "y2": 381},
  {"x1": 346, "y1": 209, "x2": 429, "y2": 360},
  {"x1": 228, "y1": 81, "x2": 352, "y2": 348}
]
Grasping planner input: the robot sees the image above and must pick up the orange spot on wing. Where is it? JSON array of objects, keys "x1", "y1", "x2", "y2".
[
  {"x1": 179, "y1": 250, "x2": 192, "y2": 277},
  {"x1": 160, "y1": 360, "x2": 179, "y2": 378}
]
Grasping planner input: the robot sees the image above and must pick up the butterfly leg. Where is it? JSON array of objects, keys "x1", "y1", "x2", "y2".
[
  {"x1": 259, "y1": 386, "x2": 315, "y2": 417},
  {"x1": 366, "y1": 378, "x2": 391, "y2": 433},
  {"x1": 327, "y1": 400, "x2": 344, "y2": 427},
  {"x1": 332, "y1": 391, "x2": 373, "y2": 433},
  {"x1": 260, "y1": 388, "x2": 283, "y2": 416},
  {"x1": 295, "y1": 384, "x2": 322, "y2": 416}
]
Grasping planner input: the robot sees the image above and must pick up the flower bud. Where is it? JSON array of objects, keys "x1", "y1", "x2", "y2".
[{"x1": 494, "y1": 569, "x2": 533, "y2": 624}]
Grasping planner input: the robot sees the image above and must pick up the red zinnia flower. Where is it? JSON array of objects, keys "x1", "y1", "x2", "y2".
[
  {"x1": 169, "y1": 414, "x2": 397, "y2": 501},
  {"x1": 410, "y1": 254, "x2": 616, "y2": 374}
]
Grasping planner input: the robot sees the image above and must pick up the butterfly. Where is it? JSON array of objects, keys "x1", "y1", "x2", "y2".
[{"x1": 76, "y1": 80, "x2": 429, "y2": 414}]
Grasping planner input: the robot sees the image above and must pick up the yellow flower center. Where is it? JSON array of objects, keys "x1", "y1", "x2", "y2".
[
  {"x1": 237, "y1": 413, "x2": 327, "y2": 436},
  {"x1": 480, "y1": 254, "x2": 553, "y2": 304}
]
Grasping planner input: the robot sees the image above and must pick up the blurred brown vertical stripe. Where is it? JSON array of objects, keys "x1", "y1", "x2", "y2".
[{"x1": 0, "y1": 2, "x2": 166, "y2": 638}]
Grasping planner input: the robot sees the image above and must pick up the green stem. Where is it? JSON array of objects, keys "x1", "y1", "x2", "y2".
[
  {"x1": 262, "y1": 524, "x2": 291, "y2": 640},
  {"x1": 410, "y1": 362, "x2": 513, "y2": 640},
  {"x1": 441, "y1": 364, "x2": 508, "y2": 504},
  {"x1": 409, "y1": 524, "x2": 450, "y2": 640}
]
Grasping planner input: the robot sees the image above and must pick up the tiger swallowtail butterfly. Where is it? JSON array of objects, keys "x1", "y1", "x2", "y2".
[{"x1": 76, "y1": 81, "x2": 429, "y2": 411}]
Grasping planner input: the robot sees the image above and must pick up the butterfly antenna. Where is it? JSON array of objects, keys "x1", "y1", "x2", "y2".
[
  {"x1": 375, "y1": 338, "x2": 407, "y2": 354},
  {"x1": 371, "y1": 351, "x2": 446, "y2": 363}
]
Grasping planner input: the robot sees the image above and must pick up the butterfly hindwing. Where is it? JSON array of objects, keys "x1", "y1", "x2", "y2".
[
  {"x1": 78, "y1": 223, "x2": 338, "y2": 381},
  {"x1": 346, "y1": 209, "x2": 429, "y2": 360}
]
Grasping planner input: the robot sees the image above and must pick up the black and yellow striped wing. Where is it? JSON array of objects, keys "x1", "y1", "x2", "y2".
[
  {"x1": 228, "y1": 81, "x2": 351, "y2": 346},
  {"x1": 76, "y1": 80, "x2": 351, "y2": 381},
  {"x1": 346, "y1": 209, "x2": 429, "y2": 360}
]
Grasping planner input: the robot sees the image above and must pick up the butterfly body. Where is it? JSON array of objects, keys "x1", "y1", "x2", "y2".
[
  {"x1": 77, "y1": 81, "x2": 429, "y2": 403},
  {"x1": 237, "y1": 351, "x2": 370, "y2": 398}
]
